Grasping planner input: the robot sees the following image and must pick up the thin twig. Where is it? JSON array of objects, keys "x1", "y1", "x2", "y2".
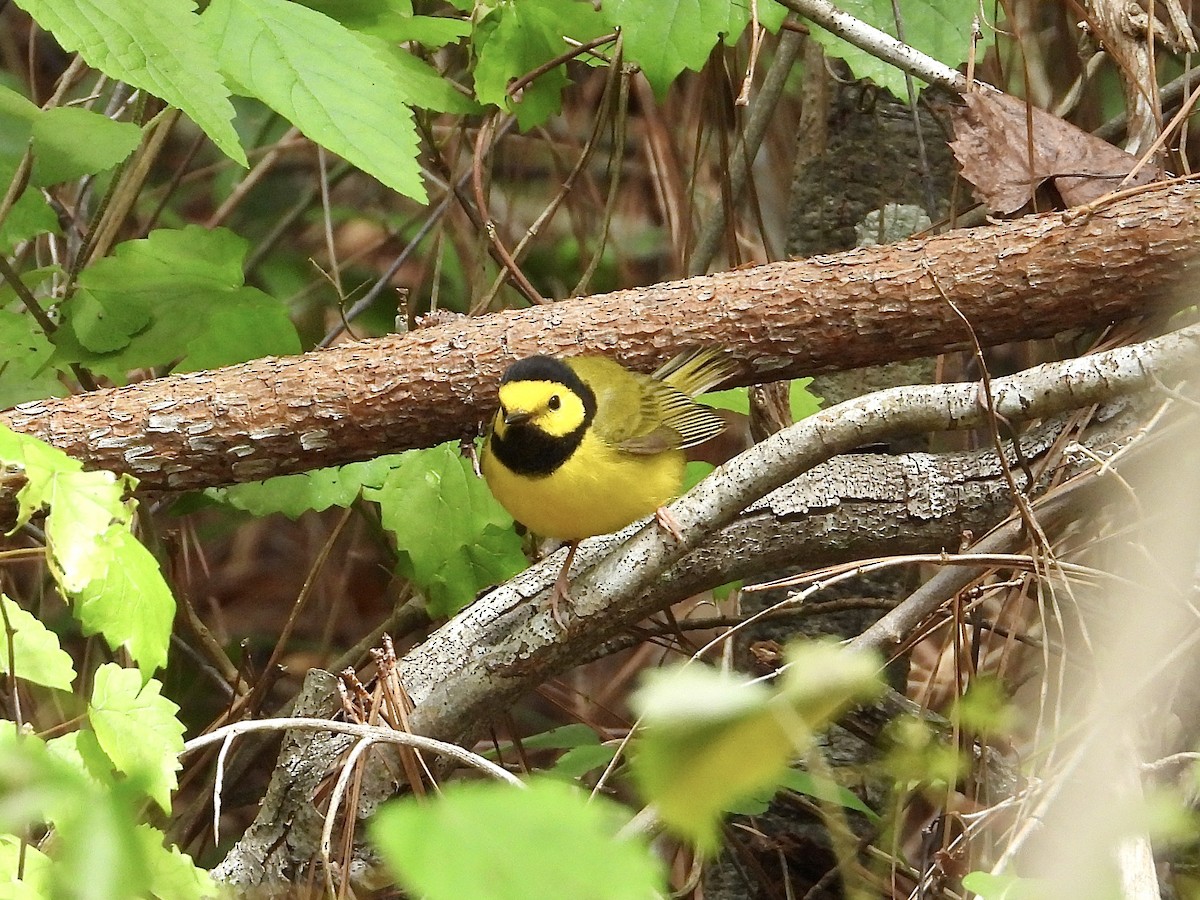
[{"x1": 181, "y1": 717, "x2": 523, "y2": 786}]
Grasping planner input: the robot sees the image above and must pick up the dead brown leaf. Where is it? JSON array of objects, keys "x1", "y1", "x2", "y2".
[{"x1": 950, "y1": 91, "x2": 1162, "y2": 214}]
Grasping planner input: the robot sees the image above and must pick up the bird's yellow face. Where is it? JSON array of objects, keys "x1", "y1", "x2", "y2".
[
  {"x1": 493, "y1": 379, "x2": 588, "y2": 440},
  {"x1": 486, "y1": 356, "x2": 597, "y2": 478}
]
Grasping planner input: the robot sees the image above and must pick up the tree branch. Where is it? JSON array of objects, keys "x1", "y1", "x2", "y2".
[
  {"x1": 3, "y1": 182, "x2": 1198, "y2": 494},
  {"x1": 394, "y1": 324, "x2": 1200, "y2": 745},
  {"x1": 214, "y1": 325, "x2": 1197, "y2": 880}
]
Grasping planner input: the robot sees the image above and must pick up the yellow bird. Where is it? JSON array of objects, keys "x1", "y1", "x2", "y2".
[{"x1": 481, "y1": 348, "x2": 735, "y2": 622}]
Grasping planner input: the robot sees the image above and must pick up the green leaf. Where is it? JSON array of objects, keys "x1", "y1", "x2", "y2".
[
  {"x1": 775, "y1": 640, "x2": 883, "y2": 726},
  {"x1": 30, "y1": 107, "x2": 142, "y2": 187},
  {"x1": 602, "y1": 0, "x2": 756, "y2": 97},
  {"x1": 46, "y1": 729, "x2": 117, "y2": 788},
  {"x1": 297, "y1": 0, "x2": 470, "y2": 47},
  {"x1": 52, "y1": 225, "x2": 300, "y2": 380},
  {"x1": 88, "y1": 663, "x2": 185, "y2": 814},
  {"x1": 202, "y1": 0, "x2": 426, "y2": 201},
  {"x1": 293, "y1": 0, "x2": 413, "y2": 33},
  {"x1": 730, "y1": 767, "x2": 877, "y2": 819},
  {"x1": 372, "y1": 40, "x2": 480, "y2": 115},
  {"x1": 135, "y1": 825, "x2": 216, "y2": 900},
  {"x1": 548, "y1": 743, "x2": 619, "y2": 781},
  {"x1": 210, "y1": 455, "x2": 402, "y2": 519},
  {"x1": 473, "y1": 0, "x2": 608, "y2": 130},
  {"x1": 481, "y1": 723, "x2": 601, "y2": 760},
  {"x1": 11, "y1": 0, "x2": 246, "y2": 166},
  {"x1": 0, "y1": 89, "x2": 63, "y2": 250},
  {"x1": 954, "y1": 675, "x2": 1019, "y2": 737},
  {"x1": 0, "y1": 308, "x2": 66, "y2": 409},
  {"x1": 0, "y1": 594, "x2": 76, "y2": 690},
  {"x1": 962, "y1": 871, "x2": 1052, "y2": 899},
  {"x1": 629, "y1": 664, "x2": 791, "y2": 853},
  {"x1": 365, "y1": 444, "x2": 528, "y2": 617},
  {"x1": 388, "y1": 15, "x2": 472, "y2": 47},
  {"x1": 72, "y1": 526, "x2": 176, "y2": 678},
  {"x1": 629, "y1": 642, "x2": 883, "y2": 852},
  {"x1": 0, "y1": 834, "x2": 52, "y2": 899},
  {"x1": 0, "y1": 726, "x2": 155, "y2": 900},
  {"x1": 0, "y1": 425, "x2": 175, "y2": 676},
  {"x1": 805, "y1": 0, "x2": 974, "y2": 101},
  {"x1": 790, "y1": 378, "x2": 823, "y2": 420},
  {"x1": 0, "y1": 189, "x2": 59, "y2": 253},
  {"x1": 369, "y1": 779, "x2": 664, "y2": 900},
  {"x1": 882, "y1": 715, "x2": 963, "y2": 788}
]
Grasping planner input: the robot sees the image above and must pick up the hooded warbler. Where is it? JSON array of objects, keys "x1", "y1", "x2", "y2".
[{"x1": 481, "y1": 348, "x2": 734, "y2": 620}]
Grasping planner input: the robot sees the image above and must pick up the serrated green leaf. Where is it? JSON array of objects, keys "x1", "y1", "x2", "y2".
[
  {"x1": 603, "y1": 0, "x2": 754, "y2": 97},
  {"x1": 365, "y1": 444, "x2": 527, "y2": 617},
  {"x1": 210, "y1": 455, "x2": 403, "y2": 518},
  {"x1": 202, "y1": 0, "x2": 426, "y2": 200},
  {"x1": 36, "y1": 470, "x2": 133, "y2": 593},
  {"x1": 388, "y1": 15, "x2": 471, "y2": 47},
  {"x1": 88, "y1": 663, "x2": 185, "y2": 814},
  {"x1": 473, "y1": 0, "x2": 608, "y2": 130},
  {"x1": 297, "y1": 0, "x2": 469, "y2": 47},
  {"x1": 135, "y1": 824, "x2": 216, "y2": 900},
  {"x1": 0, "y1": 426, "x2": 175, "y2": 676},
  {"x1": 0, "y1": 594, "x2": 76, "y2": 690},
  {"x1": 52, "y1": 225, "x2": 300, "y2": 380},
  {"x1": 369, "y1": 779, "x2": 664, "y2": 900},
  {"x1": 371, "y1": 40, "x2": 480, "y2": 115},
  {"x1": 0, "y1": 308, "x2": 66, "y2": 409},
  {"x1": 73, "y1": 526, "x2": 175, "y2": 677},
  {"x1": 46, "y1": 729, "x2": 117, "y2": 788},
  {"x1": 0, "y1": 424, "x2": 84, "y2": 529},
  {"x1": 806, "y1": 0, "x2": 974, "y2": 101},
  {"x1": 279, "y1": 1, "x2": 473, "y2": 111},
  {"x1": 294, "y1": 0, "x2": 413, "y2": 32},
  {"x1": 12, "y1": 0, "x2": 245, "y2": 166},
  {"x1": 31, "y1": 107, "x2": 142, "y2": 187}
]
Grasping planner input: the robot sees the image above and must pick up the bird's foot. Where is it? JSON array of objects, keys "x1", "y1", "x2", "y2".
[
  {"x1": 548, "y1": 569, "x2": 571, "y2": 630},
  {"x1": 654, "y1": 506, "x2": 684, "y2": 541},
  {"x1": 544, "y1": 541, "x2": 579, "y2": 630}
]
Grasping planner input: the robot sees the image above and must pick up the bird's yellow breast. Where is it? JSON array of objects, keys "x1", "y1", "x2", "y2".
[{"x1": 482, "y1": 428, "x2": 685, "y2": 541}]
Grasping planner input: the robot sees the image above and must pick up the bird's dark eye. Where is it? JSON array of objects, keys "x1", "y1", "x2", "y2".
[{"x1": 548, "y1": 394, "x2": 561, "y2": 410}]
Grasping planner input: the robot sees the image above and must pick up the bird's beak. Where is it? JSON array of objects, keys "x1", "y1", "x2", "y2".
[{"x1": 504, "y1": 410, "x2": 532, "y2": 426}]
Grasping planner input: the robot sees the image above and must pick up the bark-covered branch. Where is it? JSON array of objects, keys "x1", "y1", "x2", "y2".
[
  {"x1": 3, "y1": 181, "x2": 1198, "y2": 493},
  {"x1": 214, "y1": 428, "x2": 1061, "y2": 886},
  {"x1": 395, "y1": 324, "x2": 1200, "y2": 743},
  {"x1": 214, "y1": 323, "x2": 1200, "y2": 883}
]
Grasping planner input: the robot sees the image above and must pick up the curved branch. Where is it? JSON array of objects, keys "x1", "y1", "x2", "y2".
[{"x1": 396, "y1": 324, "x2": 1200, "y2": 743}]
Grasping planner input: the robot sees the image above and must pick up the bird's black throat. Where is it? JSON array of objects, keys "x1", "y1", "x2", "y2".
[
  {"x1": 490, "y1": 419, "x2": 588, "y2": 476},
  {"x1": 490, "y1": 357, "x2": 598, "y2": 477}
]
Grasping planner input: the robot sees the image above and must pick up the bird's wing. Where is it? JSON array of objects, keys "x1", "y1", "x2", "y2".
[
  {"x1": 611, "y1": 377, "x2": 725, "y2": 454},
  {"x1": 572, "y1": 354, "x2": 728, "y2": 455}
]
